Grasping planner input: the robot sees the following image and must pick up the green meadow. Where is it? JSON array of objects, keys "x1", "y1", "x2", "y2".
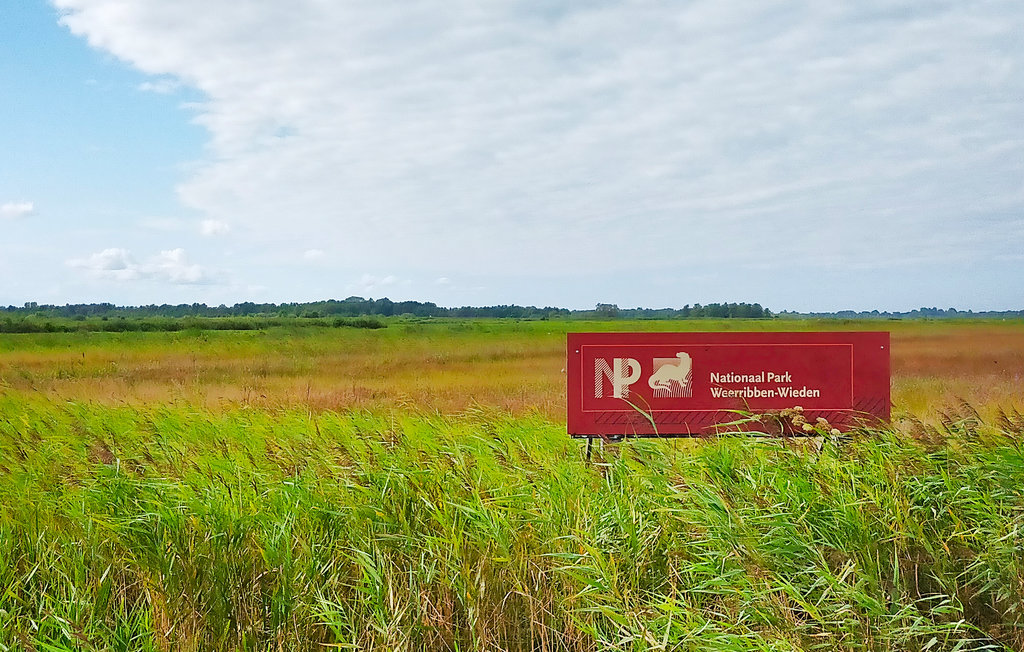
[{"x1": 1, "y1": 320, "x2": 1023, "y2": 650}]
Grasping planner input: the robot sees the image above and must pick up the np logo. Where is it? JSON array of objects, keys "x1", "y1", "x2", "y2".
[{"x1": 594, "y1": 352, "x2": 693, "y2": 399}]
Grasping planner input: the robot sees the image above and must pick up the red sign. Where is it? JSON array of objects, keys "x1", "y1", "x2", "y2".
[{"x1": 567, "y1": 332, "x2": 889, "y2": 437}]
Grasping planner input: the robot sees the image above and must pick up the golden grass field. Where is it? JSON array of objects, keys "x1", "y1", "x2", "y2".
[{"x1": 2, "y1": 318, "x2": 1021, "y2": 421}]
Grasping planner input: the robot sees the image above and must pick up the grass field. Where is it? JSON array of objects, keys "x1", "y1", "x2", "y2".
[
  {"x1": 3, "y1": 319, "x2": 1023, "y2": 420},
  {"x1": 1, "y1": 319, "x2": 1023, "y2": 650}
]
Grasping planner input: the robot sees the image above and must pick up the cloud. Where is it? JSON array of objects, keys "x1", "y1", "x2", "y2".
[
  {"x1": 67, "y1": 248, "x2": 138, "y2": 280},
  {"x1": 137, "y1": 77, "x2": 180, "y2": 94},
  {"x1": 67, "y1": 247, "x2": 215, "y2": 285},
  {"x1": 53, "y1": 0, "x2": 1024, "y2": 280},
  {"x1": 1, "y1": 201, "x2": 35, "y2": 219},
  {"x1": 347, "y1": 273, "x2": 399, "y2": 295},
  {"x1": 199, "y1": 219, "x2": 230, "y2": 236},
  {"x1": 302, "y1": 248, "x2": 325, "y2": 261},
  {"x1": 149, "y1": 248, "x2": 210, "y2": 284}
]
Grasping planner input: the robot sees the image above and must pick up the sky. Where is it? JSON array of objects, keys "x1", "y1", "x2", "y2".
[{"x1": 1, "y1": 1, "x2": 1023, "y2": 312}]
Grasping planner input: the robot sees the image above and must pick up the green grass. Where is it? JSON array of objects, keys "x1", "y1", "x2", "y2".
[{"x1": 1, "y1": 395, "x2": 1022, "y2": 650}]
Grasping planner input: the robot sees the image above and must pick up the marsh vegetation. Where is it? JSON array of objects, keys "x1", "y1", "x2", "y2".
[{"x1": 1, "y1": 319, "x2": 1022, "y2": 650}]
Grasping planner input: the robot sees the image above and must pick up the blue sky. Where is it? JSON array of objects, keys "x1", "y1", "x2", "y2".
[{"x1": 2, "y1": 0, "x2": 1023, "y2": 311}]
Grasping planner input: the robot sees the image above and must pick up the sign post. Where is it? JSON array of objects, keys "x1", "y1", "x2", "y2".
[{"x1": 568, "y1": 332, "x2": 889, "y2": 444}]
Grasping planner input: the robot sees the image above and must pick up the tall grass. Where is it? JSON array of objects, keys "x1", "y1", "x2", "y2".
[
  {"x1": 1, "y1": 395, "x2": 1022, "y2": 650},
  {"x1": 4, "y1": 319, "x2": 1023, "y2": 420}
]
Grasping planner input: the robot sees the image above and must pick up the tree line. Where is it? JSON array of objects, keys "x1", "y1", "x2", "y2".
[
  {"x1": 776, "y1": 307, "x2": 1024, "y2": 319},
  {"x1": 3, "y1": 298, "x2": 771, "y2": 322},
  {"x1": 6, "y1": 299, "x2": 1019, "y2": 335}
]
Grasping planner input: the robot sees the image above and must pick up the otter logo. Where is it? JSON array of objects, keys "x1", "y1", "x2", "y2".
[{"x1": 649, "y1": 352, "x2": 693, "y2": 398}]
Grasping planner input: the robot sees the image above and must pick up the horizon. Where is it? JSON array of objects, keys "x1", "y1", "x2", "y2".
[{"x1": 4, "y1": 296, "x2": 1020, "y2": 317}]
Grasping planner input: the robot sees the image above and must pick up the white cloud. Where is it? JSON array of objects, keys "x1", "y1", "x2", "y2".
[
  {"x1": 302, "y1": 248, "x2": 325, "y2": 261},
  {"x1": 199, "y1": 219, "x2": 230, "y2": 236},
  {"x1": 149, "y1": 248, "x2": 209, "y2": 284},
  {"x1": 67, "y1": 248, "x2": 138, "y2": 281},
  {"x1": 347, "y1": 273, "x2": 398, "y2": 294},
  {"x1": 88, "y1": 248, "x2": 132, "y2": 271},
  {"x1": 67, "y1": 247, "x2": 215, "y2": 285},
  {"x1": 435, "y1": 277, "x2": 451, "y2": 285},
  {"x1": 138, "y1": 77, "x2": 180, "y2": 94},
  {"x1": 53, "y1": 0, "x2": 1024, "y2": 284},
  {"x1": 1, "y1": 201, "x2": 35, "y2": 219}
]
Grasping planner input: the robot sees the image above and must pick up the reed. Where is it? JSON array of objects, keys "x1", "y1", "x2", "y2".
[
  {"x1": 1, "y1": 395, "x2": 1022, "y2": 650},
  {"x1": 2, "y1": 319, "x2": 1022, "y2": 421}
]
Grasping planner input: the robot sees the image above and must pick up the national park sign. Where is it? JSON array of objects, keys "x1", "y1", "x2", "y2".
[{"x1": 567, "y1": 332, "x2": 890, "y2": 437}]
